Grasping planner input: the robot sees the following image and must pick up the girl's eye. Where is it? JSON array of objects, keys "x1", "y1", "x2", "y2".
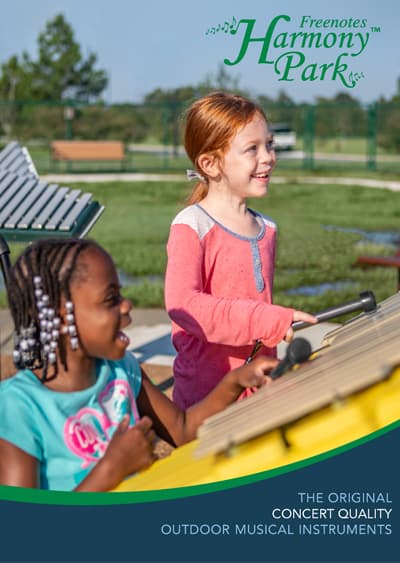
[
  {"x1": 247, "y1": 145, "x2": 257, "y2": 152},
  {"x1": 106, "y1": 293, "x2": 122, "y2": 306},
  {"x1": 267, "y1": 140, "x2": 275, "y2": 151}
]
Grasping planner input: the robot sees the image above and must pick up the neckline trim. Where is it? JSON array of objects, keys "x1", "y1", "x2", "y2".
[{"x1": 195, "y1": 204, "x2": 266, "y2": 241}]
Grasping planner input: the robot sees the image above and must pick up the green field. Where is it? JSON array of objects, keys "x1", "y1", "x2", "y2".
[{"x1": 2, "y1": 173, "x2": 399, "y2": 316}]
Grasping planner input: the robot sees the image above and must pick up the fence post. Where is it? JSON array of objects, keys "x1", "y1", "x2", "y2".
[
  {"x1": 162, "y1": 104, "x2": 170, "y2": 172},
  {"x1": 171, "y1": 100, "x2": 180, "y2": 160},
  {"x1": 64, "y1": 106, "x2": 74, "y2": 140},
  {"x1": 366, "y1": 102, "x2": 377, "y2": 171},
  {"x1": 303, "y1": 104, "x2": 315, "y2": 170}
]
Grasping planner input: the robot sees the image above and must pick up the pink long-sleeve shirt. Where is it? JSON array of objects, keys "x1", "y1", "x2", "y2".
[{"x1": 165, "y1": 204, "x2": 294, "y2": 409}]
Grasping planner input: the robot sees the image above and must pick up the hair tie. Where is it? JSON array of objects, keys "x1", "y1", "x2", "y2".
[{"x1": 186, "y1": 169, "x2": 206, "y2": 183}]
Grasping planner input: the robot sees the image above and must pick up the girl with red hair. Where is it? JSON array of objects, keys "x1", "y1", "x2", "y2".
[{"x1": 165, "y1": 92, "x2": 316, "y2": 409}]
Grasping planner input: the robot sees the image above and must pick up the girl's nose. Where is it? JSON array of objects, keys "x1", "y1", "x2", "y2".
[
  {"x1": 121, "y1": 297, "x2": 133, "y2": 314},
  {"x1": 260, "y1": 144, "x2": 276, "y2": 165}
]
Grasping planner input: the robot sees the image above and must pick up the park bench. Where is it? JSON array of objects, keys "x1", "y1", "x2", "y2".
[
  {"x1": 355, "y1": 250, "x2": 400, "y2": 291},
  {"x1": 51, "y1": 140, "x2": 126, "y2": 170}
]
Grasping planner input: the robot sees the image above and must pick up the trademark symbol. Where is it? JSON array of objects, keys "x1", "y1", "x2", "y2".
[{"x1": 370, "y1": 26, "x2": 381, "y2": 32}]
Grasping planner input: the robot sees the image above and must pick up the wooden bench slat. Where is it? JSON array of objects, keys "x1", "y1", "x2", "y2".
[
  {"x1": 356, "y1": 255, "x2": 400, "y2": 268},
  {"x1": 356, "y1": 253, "x2": 400, "y2": 291},
  {"x1": 51, "y1": 140, "x2": 125, "y2": 161}
]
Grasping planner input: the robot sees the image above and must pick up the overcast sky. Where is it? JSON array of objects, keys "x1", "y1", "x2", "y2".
[{"x1": 0, "y1": 0, "x2": 398, "y2": 104}]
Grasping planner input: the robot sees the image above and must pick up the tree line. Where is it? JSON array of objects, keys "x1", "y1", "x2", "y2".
[{"x1": 1, "y1": 14, "x2": 399, "y2": 152}]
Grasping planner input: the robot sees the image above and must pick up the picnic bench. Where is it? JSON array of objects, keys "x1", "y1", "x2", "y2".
[
  {"x1": 355, "y1": 250, "x2": 400, "y2": 291},
  {"x1": 51, "y1": 140, "x2": 126, "y2": 170}
]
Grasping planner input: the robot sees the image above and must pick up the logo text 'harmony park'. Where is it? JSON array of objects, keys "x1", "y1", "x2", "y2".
[{"x1": 206, "y1": 14, "x2": 381, "y2": 88}]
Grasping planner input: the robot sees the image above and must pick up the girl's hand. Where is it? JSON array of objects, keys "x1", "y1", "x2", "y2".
[
  {"x1": 284, "y1": 310, "x2": 317, "y2": 342},
  {"x1": 100, "y1": 415, "x2": 156, "y2": 487},
  {"x1": 231, "y1": 355, "x2": 279, "y2": 389}
]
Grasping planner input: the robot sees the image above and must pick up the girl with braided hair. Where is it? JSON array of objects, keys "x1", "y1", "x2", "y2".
[{"x1": 0, "y1": 237, "x2": 278, "y2": 491}]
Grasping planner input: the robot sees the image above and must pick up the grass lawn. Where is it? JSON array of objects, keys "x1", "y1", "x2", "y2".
[{"x1": 1, "y1": 175, "x2": 399, "y2": 315}]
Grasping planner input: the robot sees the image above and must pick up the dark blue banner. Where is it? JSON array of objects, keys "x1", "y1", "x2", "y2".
[{"x1": 0, "y1": 424, "x2": 398, "y2": 562}]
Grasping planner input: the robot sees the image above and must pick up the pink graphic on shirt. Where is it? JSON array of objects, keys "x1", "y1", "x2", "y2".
[
  {"x1": 64, "y1": 379, "x2": 139, "y2": 468},
  {"x1": 64, "y1": 409, "x2": 109, "y2": 468}
]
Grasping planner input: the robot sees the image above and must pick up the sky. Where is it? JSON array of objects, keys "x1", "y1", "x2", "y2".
[{"x1": 0, "y1": 0, "x2": 398, "y2": 104}]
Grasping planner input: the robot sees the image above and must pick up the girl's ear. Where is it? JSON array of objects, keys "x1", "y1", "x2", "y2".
[{"x1": 197, "y1": 153, "x2": 220, "y2": 180}]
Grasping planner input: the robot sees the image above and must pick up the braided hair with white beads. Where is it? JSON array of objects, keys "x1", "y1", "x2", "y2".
[{"x1": 8, "y1": 238, "x2": 100, "y2": 382}]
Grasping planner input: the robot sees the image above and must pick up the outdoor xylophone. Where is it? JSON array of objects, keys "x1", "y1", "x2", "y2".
[
  {"x1": 115, "y1": 291, "x2": 400, "y2": 491},
  {"x1": 0, "y1": 141, "x2": 104, "y2": 245},
  {"x1": 0, "y1": 141, "x2": 105, "y2": 377}
]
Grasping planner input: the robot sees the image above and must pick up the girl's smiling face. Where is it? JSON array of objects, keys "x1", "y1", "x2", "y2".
[
  {"x1": 218, "y1": 113, "x2": 276, "y2": 199},
  {"x1": 68, "y1": 246, "x2": 132, "y2": 361}
]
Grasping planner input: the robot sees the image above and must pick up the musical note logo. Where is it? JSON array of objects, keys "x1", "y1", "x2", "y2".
[{"x1": 205, "y1": 16, "x2": 238, "y2": 36}]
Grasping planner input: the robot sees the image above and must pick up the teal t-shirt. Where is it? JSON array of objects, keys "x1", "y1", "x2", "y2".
[{"x1": 0, "y1": 352, "x2": 142, "y2": 491}]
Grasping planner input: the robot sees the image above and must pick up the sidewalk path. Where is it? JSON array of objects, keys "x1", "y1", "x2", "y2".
[{"x1": 273, "y1": 175, "x2": 400, "y2": 192}]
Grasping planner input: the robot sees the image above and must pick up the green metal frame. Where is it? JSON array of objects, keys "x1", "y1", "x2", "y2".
[{"x1": 0, "y1": 201, "x2": 104, "y2": 243}]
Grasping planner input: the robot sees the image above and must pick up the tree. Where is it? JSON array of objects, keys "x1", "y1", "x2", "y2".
[
  {"x1": 0, "y1": 14, "x2": 108, "y2": 103},
  {"x1": 313, "y1": 92, "x2": 366, "y2": 139},
  {"x1": 0, "y1": 54, "x2": 32, "y2": 101},
  {"x1": 142, "y1": 65, "x2": 246, "y2": 152},
  {"x1": 198, "y1": 63, "x2": 243, "y2": 94},
  {"x1": 143, "y1": 86, "x2": 197, "y2": 151},
  {"x1": 0, "y1": 14, "x2": 108, "y2": 137},
  {"x1": 29, "y1": 14, "x2": 108, "y2": 102},
  {"x1": 0, "y1": 54, "x2": 32, "y2": 135},
  {"x1": 376, "y1": 95, "x2": 400, "y2": 153}
]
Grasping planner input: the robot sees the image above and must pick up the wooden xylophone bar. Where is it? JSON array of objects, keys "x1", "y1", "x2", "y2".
[{"x1": 0, "y1": 141, "x2": 38, "y2": 177}]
